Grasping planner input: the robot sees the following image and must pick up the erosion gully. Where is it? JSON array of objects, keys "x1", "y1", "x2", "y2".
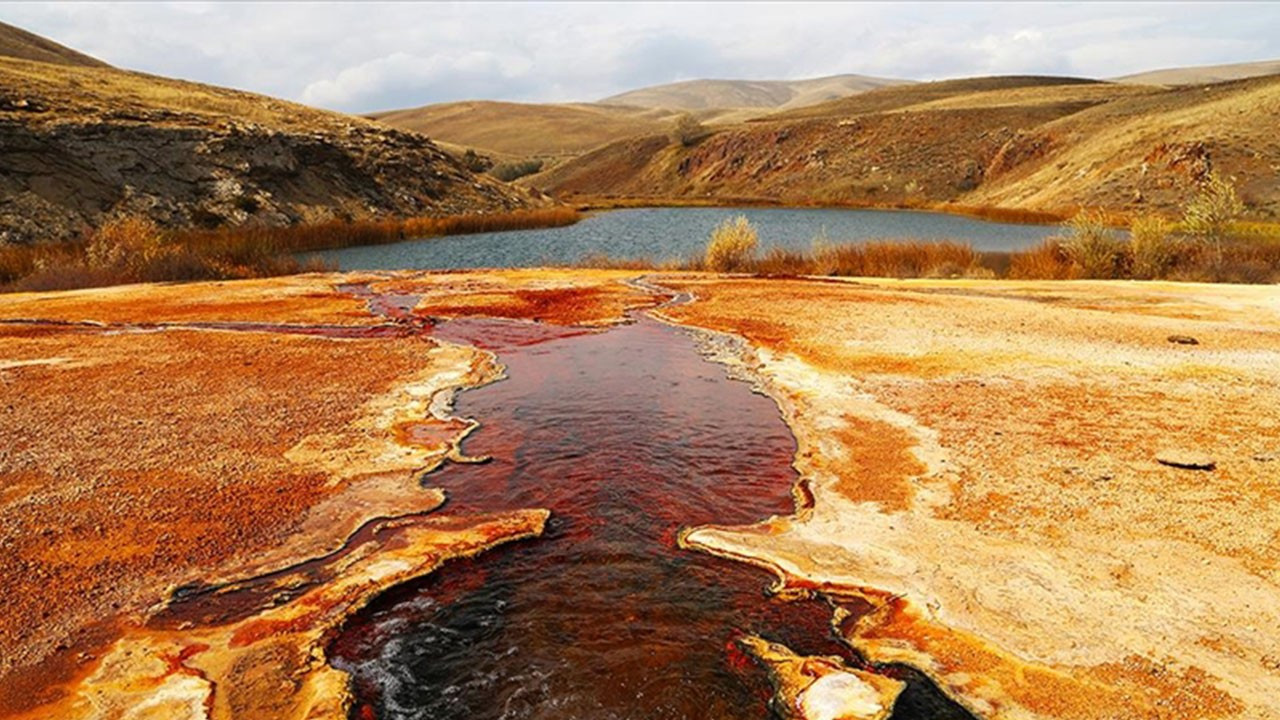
[{"x1": 327, "y1": 282, "x2": 974, "y2": 720}]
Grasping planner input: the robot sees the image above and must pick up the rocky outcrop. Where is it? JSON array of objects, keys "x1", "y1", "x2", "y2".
[
  {"x1": 0, "y1": 52, "x2": 542, "y2": 245},
  {"x1": 0, "y1": 114, "x2": 539, "y2": 244}
]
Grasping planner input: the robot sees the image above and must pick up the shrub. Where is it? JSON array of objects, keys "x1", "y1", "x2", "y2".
[
  {"x1": 1182, "y1": 171, "x2": 1244, "y2": 259},
  {"x1": 1062, "y1": 210, "x2": 1124, "y2": 278},
  {"x1": 85, "y1": 216, "x2": 167, "y2": 276},
  {"x1": 1009, "y1": 239, "x2": 1074, "y2": 279},
  {"x1": 671, "y1": 114, "x2": 709, "y2": 147},
  {"x1": 1129, "y1": 214, "x2": 1180, "y2": 279},
  {"x1": 490, "y1": 159, "x2": 544, "y2": 182},
  {"x1": 461, "y1": 148, "x2": 493, "y2": 173},
  {"x1": 704, "y1": 216, "x2": 759, "y2": 272}
]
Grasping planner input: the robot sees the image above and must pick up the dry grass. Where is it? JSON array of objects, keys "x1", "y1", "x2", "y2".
[
  {"x1": 1011, "y1": 234, "x2": 1280, "y2": 283},
  {"x1": 369, "y1": 100, "x2": 683, "y2": 159},
  {"x1": 0, "y1": 208, "x2": 580, "y2": 293},
  {"x1": 704, "y1": 216, "x2": 759, "y2": 272},
  {"x1": 748, "y1": 240, "x2": 982, "y2": 278}
]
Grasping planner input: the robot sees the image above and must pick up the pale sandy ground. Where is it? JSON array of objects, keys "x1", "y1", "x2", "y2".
[{"x1": 658, "y1": 275, "x2": 1280, "y2": 719}]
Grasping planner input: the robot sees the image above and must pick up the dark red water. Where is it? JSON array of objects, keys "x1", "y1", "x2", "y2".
[{"x1": 329, "y1": 315, "x2": 973, "y2": 720}]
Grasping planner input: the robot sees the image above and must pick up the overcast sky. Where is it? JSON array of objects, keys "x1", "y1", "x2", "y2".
[{"x1": 4, "y1": 2, "x2": 1278, "y2": 113}]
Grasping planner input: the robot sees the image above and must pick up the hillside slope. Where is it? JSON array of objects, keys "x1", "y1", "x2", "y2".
[
  {"x1": 535, "y1": 75, "x2": 1280, "y2": 220},
  {"x1": 0, "y1": 43, "x2": 539, "y2": 244},
  {"x1": 599, "y1": 73, "x2": 909, "y2": 111},
  {"x1": 372, "y1": 74, "x2": 912, "y2": 164},
  {"x1": 368, "y1": 100, "x2": 681, "y2": 159},
  {"x1": 0, "y1": 21, "x2": 107, "y2": 67},
  {"x1": 1116, "y1": 58, "x2": 1280, "y2": 86}
]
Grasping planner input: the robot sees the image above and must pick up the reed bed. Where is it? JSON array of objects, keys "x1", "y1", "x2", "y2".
[{"x1": 0, "y1": 207, "x2": 580, "y2": 292}]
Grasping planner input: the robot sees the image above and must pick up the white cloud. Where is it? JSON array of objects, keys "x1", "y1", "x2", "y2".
[
  {"x1": 2, "y1": 2, "x2": 1278, "y2": 112},
  {"x1": 301, "y1": 51, "x2": 535, "y2": 110}
]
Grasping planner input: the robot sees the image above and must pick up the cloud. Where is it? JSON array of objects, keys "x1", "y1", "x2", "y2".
[
  {"x1": 302, "y1": 51, "x2": 535, "y2": 111},
  {"x1": 3, "y1": 2, "x2": 1279, "y2": 112}
]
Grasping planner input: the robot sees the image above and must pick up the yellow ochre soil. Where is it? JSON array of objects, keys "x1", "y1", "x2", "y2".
[
  {"x1": 2, "y1": 269, "x2": 1279, "y2": 719},
  {"x1": 658, "y1": 274, "x2": 1280, "y2": 719}
]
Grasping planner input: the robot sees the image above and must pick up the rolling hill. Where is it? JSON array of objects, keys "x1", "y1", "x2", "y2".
[
  {"x1": 368, "y1": 100, "x2": 683, "y2": 160},
  {"x1": 0, "y1": 27, "x2": 540, "y2": 244},
  {"x1": 598, "y1": 73, "x2": 909, "y2": 111},
  {"x1": 1116, "y1": 58, "x2": 1280, "y2": 86},
  {"x1": 533, "y1": 74, "x2": 1280, "y2": 220},
  {"x1": 370, "y1": 73, "x2": 912, "y2": 166}
]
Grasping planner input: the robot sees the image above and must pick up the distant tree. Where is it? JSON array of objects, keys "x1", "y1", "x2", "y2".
[{"x1": 671, "y1": 113, "x2": 709, "y2": 147}]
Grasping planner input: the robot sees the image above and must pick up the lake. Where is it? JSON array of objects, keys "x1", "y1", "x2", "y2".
[{"x1": 310, "y1": 206, "x2": 1062, "y2": 270}]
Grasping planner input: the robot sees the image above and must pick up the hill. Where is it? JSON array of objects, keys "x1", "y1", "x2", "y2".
[
  {"x1": 371, "y1": 73, "x2": 912, "y2": 165},
  {"x1": 598, "y1": 73, "x2": 909, "y2": 111},
  {"x1": 0, "y1": 20, "x2": 107, "y2": 67},
  {"x1": 533, "y1": 74, "x2": 1280, "y2": 220},
  {"x1": 368, "y1": 100, "x2": 682, "y2": 160},
  {"x1": 0, "y1": 31, "x2": 540, "y2": 244},
  {"x1": 1116, "y1": 58, "x2": 1280, "y2": 86}
]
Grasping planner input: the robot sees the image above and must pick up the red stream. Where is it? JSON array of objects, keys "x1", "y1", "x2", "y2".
[{"x1": 328, "y1": 310, "x2": 972, "y2": 719}]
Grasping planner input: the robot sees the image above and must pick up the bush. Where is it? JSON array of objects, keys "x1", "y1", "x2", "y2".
[
  {"x1": 671, "y1": 114, "x2": 709, "y2": 147},
  {"x1": 1129, "y1": 214, "x2": 1180, "y2": 279},
  {"x1": 461, "y1": 149, "x2": 492, "y2": 173},
  {"x1": 84, "y1": 216, "x2": 167, "y2": 276},
  {"x1": 1182, "y1": 171, "x2": 1244, "y2": 259},
  {"x1": 704, "y1": 216, "x2": 759, "y2": 272},
  {"x1": 490, "y1": 159, "x2": 544, "y2": 182},
  {"x1": 1062, "y1": 210, "x2": 1124, "y2": 278}
]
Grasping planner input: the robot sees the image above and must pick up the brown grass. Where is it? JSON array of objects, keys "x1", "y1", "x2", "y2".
[
  {"x1": 578, "y1": 238, "x2": 988, "y2": 279},
  {"x1": 0, "y1": 208, "x2": 580, "y2": 292},
  {"x1": 1011, "y1": 235, "x2": 1280, "y2": 283}
]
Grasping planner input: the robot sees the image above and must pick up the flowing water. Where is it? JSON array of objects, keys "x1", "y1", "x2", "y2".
[
  {"x1": 328, "y1": 313, "x2": 974, "y2": 720},
  {"x1": 309, "y1": 206, "x2": 1059, "y2": 270}
]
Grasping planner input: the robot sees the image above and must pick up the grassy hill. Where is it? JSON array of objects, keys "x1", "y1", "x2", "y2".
[
  {"x1": 533, "y1": 74, "x2": 1280, "y2": 220},
  {"x1": 370, "y1": 74, "x2": 912, "y2": 167},
  {"x1": 598, "y1": 73, "x2": 909, "y2": 111},
  {"x1": 1116, "y1": 58, "x2": 1280, "y2": 86},
  {"x1": 368, "y1": 100, "x2": 684, "y2": 160},
  {"x1": 0, "y1": 20, "x2": 107, "y2": 67},
  {"x1": 0, "y1": 35, "x2": 540, "y2": 244}
]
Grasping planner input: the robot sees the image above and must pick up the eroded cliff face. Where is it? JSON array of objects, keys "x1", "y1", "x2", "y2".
[{"x1": 0, "y1": 56, "x2": 540, "y2": 244}]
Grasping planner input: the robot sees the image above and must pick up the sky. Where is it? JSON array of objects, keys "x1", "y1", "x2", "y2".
[{"x1": 4, "y1": 2, "x2": 1279, "y2": 113}]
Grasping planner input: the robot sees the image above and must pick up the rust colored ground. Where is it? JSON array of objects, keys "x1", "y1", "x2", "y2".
[
  {"x1": 0, "y1": 269, "x2": 649, "y2": 719},
  {"x1": 5, "y1": 269, "x2": 1279, "y2": 720}
]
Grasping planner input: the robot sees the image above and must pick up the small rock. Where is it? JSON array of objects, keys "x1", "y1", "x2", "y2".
[
  {"x1": 1156, "y1": 449, "x2": 1216, "y2": 471},
  {"x1": 1167, "y1": 335, "x2": 1199, "y2": 345},
  {"x1": 1254, "y1": 452, "x2": 1278, "y2": 463}
]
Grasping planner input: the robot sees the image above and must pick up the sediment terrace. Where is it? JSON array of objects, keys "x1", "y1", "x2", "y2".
[{"x1": 1, "y1": 269, "x2": 1278, "y2": 719}]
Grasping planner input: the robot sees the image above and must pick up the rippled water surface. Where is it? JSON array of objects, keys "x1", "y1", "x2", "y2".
[
  {"x1": 329, "y1": 316, "x2": 972, "y2": 720},
  {"x1": 310, "y1": 206, "x2": 1058, "y2": 270}
]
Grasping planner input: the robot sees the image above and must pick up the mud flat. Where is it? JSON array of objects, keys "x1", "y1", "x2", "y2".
[{"x1": 656, "y1": 275, "x2": 1280, "y2": 719}]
